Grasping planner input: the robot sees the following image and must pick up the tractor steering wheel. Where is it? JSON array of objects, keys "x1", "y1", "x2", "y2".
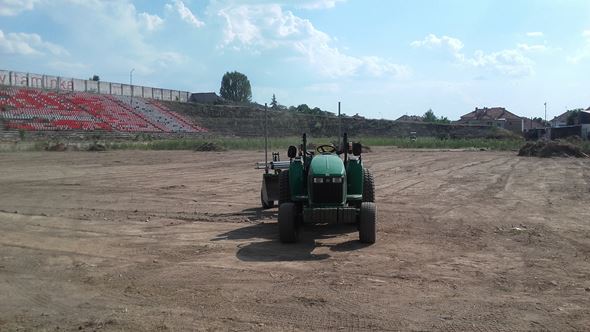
[{"x1": 316, "y1": 144, "x2": 336, "y2": 154}]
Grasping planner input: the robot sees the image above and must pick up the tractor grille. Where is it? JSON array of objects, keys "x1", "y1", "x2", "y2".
[{"x1": 312, "y1": 182, "x2": 343, "y2": 204}]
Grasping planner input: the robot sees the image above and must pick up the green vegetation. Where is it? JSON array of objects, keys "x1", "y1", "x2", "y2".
[
  {"x1": 287, "y1": 104, "x2": 335, "y2": 116},
  {"x1": 423, "y1": 109, "x2": 450, "y2": 124},
  {"x1": 566, "y1": 108, "x2": 584, "y2": 125},
  {"x1": 0, "y1": 136, "x2": 526, "y2": 153},
  {"x1": 361, "y1": 137, "x2": 523, "y2": 150},
  {"x1": 118, "y1": 136, "x2": 525, "y2": 151},
  {"x1": 3, "y1": 136, "x2": 524, "y2": 152},
  {"x1": 270, "y1": 94, "x2": 279, "y2": 109},
  {"x1": 220, "y1": 71, "x2": 252, "y2": 102},
  {"x1": 532, "y1": 117, "x2": 550, "y2": 127}
]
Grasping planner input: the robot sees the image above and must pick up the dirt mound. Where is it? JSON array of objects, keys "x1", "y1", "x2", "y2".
[
  {"x1": 518, "y1": 140, "x2": 588, "y2": 158},
  {"x1": 45, "y1": 143, "x2": 67, "y2": 151},
  {"x1": 193, "y1": 142, "x2": 225, "y2": 151},
  {"x1": 87, "y1": 143, "x2": 107, "y2": 152}
]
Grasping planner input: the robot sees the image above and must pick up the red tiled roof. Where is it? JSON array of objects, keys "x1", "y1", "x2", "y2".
[{"x1": 459, "y1": 107, "x2": 521, "y2": 121}]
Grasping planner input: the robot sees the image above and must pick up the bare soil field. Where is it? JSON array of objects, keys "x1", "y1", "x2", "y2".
[{"x1": 1, "y1": 148, "x2": 589, "y2": 331}]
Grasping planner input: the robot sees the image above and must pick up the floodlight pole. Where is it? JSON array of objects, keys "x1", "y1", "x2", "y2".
[
  {"x1": 130, "y1": 68, "x2": 135, "y2": 107},
  {"x1": 544, "y1": 102, "x2": 547, "y2": 125}
]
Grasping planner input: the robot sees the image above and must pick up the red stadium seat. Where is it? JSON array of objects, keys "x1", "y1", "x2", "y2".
[{"x1": 0, "y1": 87, "x2": 207, "y2": 133}]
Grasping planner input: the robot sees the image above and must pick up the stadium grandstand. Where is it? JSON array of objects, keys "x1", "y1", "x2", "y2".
[{"x1": 0, "y1": 87, "x2": 207, "y2": 133}]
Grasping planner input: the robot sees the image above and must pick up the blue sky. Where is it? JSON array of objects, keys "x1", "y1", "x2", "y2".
[{"x1": 0, "y1": 0, "x2": 589, "y2": 120}]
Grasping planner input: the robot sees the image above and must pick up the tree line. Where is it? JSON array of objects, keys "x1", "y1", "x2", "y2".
[{"x1": 219, "y1": 71, "x2": 335, "y2": 116}]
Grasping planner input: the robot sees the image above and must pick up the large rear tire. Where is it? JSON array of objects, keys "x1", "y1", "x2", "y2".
[
  {"x1": 279, "y1": 202, "x2": 299, "y2": 243},
  {"x1": 363, "y1": 168, "x2": 375, "y2": 202},
  {"x1": 278, "y1": 170, "x2": 291, "y2": 204},
  {"x1": 359, "y1": 202, "x2": 376, "y2": 244}
]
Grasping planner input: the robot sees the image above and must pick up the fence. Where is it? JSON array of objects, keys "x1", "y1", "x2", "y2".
[{"x1": 0, "y1": 69, "x2": 190, "y2": 102}]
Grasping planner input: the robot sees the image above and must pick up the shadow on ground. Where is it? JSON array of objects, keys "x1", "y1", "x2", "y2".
[
  {"x1": 212, "y1": 208, "x2": 371, "y2": 262},
  {"x1": 212, "y1": 207, "x2": 278, "y2": 222}
]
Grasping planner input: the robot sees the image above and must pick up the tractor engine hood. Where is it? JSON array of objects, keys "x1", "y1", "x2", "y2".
[{"x1": 309, "y1": 154, "x2": 345, "y2": 177}]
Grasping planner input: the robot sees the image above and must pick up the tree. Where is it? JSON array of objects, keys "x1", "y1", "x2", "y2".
[
  {"x1": 423, "y1": 109, "x2": 451, "y2": 124},
  {"x1": 566, "y1": 109, "x2": 583, "y2": 126},
  {"x1": 90, "y1": 75, "x2": 100, "y2": 81},
  {"x1": 532, "y1": 117, "x2": 550, "y2": 126},
  {"x1": 423, "y1": 109, "x2": 437, "y2": 122},
  {"x1": 219, "y1": 71, "x2": 252, "y2": 102},
  {"x1": 296, "y1": 104, "x2": 311, "y2": 114},
  {"x1": 437, "y1": 116, "x2": 451, "y2": 124},
  {"x1": 270, "y1": 94, "x2": 278, "y2": 109}
]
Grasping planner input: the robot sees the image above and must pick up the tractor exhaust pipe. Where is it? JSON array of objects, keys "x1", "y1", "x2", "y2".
[
  {"x1": 343, "y1": 132, "x2": 348, "y2": 164},
  {"x1": 302, "y1": 133, "x2": 307, "y2": 160}
]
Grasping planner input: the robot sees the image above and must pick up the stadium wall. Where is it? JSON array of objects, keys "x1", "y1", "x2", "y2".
[{"x1": 0, "y1": 69, "x2": 190, "y2": 102}]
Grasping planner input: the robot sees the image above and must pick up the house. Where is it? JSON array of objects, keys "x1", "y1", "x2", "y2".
[
  {"x1": 189, "y1": 92, "x2": 224, "y2": 104},
  {"x1": 550, "y1": 110, "x2": 575, "y2": 127},
  {"x1": 551, "y1": 108, "x2": 590, "y2": 127},
  {"x1": 548, "y1": 109, "x2": 590, "y2": 140},
  {"x1": 581, "y1": 109, "x2": 590, "y2": 139},
  {"x1": 522, "y1": 118, "x2": 546, "y2": 130},
  {"x1": 394, "y1": 115, "x2": 424, "y2": 122},
  {"x1": 455, "y1": 107, "x2": 541, "y2": 133}
]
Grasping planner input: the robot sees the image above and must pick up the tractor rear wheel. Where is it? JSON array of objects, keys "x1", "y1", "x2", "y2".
[
  {"x1": 363, "y1": 168, "x2": 375, "y2": 202},
  {"x1": 278, "y1": 170, "x2": 291, "y2": 204},
  {"x1": 261, "y1": 189, "x2": 274, "y2": 209},
  {"x1": 359, "y1": 202, "x2": 376, "y2": 244},
  {"x1": 279, "y1": 202, "x2": 299, "y2": 243}
]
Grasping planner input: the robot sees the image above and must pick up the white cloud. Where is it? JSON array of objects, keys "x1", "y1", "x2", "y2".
[
  {"x1": 526, "y1": 31, "x2": 544, "y2": 37},
  {"x1": 166, "y1": 0, "x2": 205, "y2": 28},
  {"x1": 412, "y1": 33, "x2": 534, "y2": 77},
  {"x1": 360, "y1": 56, "x2": 411, "y2": 78},
  {"x1": 138, "y1": 12, "x2": 164, "y2": 31},
  {"x1": 48, "y1": 60, "x2": 89, "y2": 75},
  {"x1": 567, "y1": 30, "x2": 590, "y2": 64},
  {"x1": 297, "y1": 0, "x2": 345, "y2": 10},
  {"x1": 217, "y1": 4, "x2": 408, "y2": 78},
  {"x1": 517, "y1": 43, "x2": 547, "y2": 52},
  {"x1": 466, "y1": 49, "x2": 534, "y2": 77},
  {"x1": 411, "y1": 34, "x2": 464, "y2": 54},
  {"x1": 24, "y1": 0, "x2": 190, "y2": 76},
  {"x1": 0, "y1": 0, "x2": 40, "y2": 16},
  {"x1": 0, "y1": 29, "x2": 69, "y2": 56}
]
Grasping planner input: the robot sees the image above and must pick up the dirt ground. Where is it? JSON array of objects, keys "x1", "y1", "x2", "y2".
[{"x1": 1, "y1": 148, "x2": 589, "y2": 331}]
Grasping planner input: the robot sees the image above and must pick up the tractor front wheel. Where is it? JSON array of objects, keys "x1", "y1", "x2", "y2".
[
  {"x1": 359, "y1": 202, "x2": 376, "y2": 244},
  {"x1": 278, "y1": 202, "x2": 299, "y2": 243}
]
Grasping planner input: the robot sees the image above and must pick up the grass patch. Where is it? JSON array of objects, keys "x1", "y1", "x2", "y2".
[
  {"x1": 360, "y1": 137, "x2": 523, "y2": 151},
  {"x1": 104, "y1": 136, "x2": 523, "y2": 152},
  {"x1": 1, "y1": 136, "x2": 524, "y2": 152}
]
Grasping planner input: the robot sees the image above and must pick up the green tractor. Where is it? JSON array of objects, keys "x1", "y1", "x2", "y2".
[{"x1": 278, "y1": 133, "x2": 376, "y2": 244}]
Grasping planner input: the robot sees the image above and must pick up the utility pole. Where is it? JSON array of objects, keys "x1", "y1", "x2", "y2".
[{"x1": 544, "y1": 102, "x2": 547, "y2": 125}]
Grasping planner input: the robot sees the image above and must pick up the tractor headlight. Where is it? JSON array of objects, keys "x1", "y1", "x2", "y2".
[
  {"x1": 313, "y1": 177, "x2": 324, "y2": 183},
  {"x1": 332, "y1": 177, "x2": 343, "y2": 183}
]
